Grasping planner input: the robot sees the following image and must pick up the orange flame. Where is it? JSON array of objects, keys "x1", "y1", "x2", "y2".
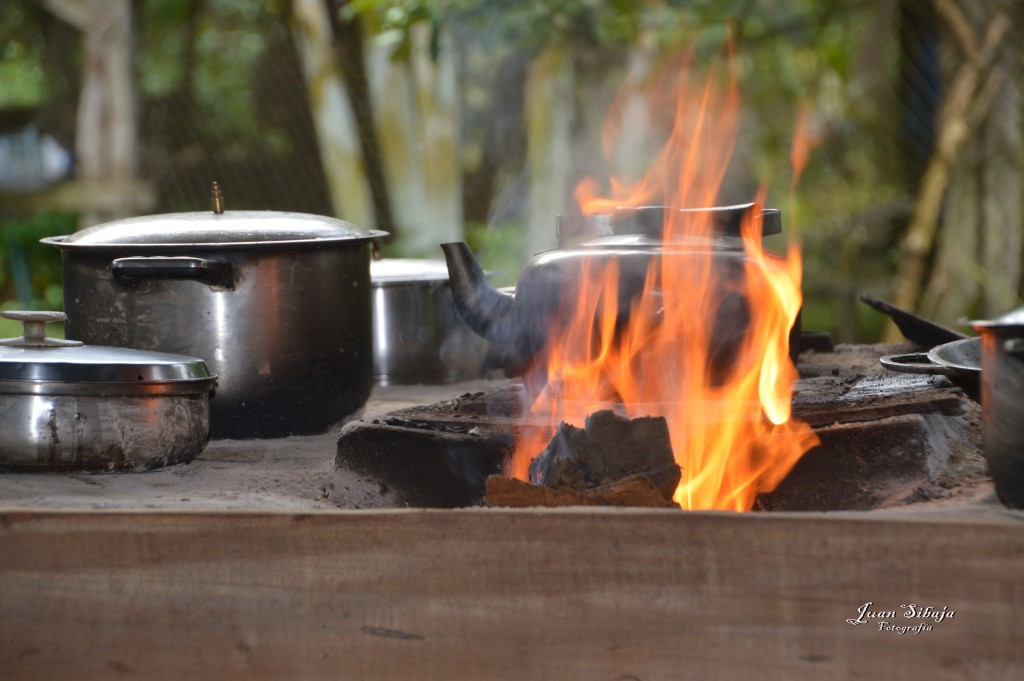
[
  {"x1": 789, "y1": 107, "x2": 820, "y2": 194},
  {"x1": 514, "y1": 54, "x2": 819, "y2": 511}
]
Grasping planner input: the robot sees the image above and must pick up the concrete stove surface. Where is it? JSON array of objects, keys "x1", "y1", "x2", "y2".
[
  {"x1": 0, "y1": 379, "x2": 509, "y2": 512},
  {"x1": 0, "y1": 364, "x2": 1018, "y2": 521}
]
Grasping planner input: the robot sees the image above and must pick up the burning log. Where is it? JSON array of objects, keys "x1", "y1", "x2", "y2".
[
  {"x1": 484, "y1": 474, "x2": 677, "y2": 509},
  {"x1": 485, "y1": 410, "x2": 681, "y2": 508},
  {"x1": 529, "y1": 410, "x2": 678, "y2": 488}
]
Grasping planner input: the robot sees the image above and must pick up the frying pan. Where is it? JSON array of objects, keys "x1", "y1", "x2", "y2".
[
  {"x1": 880, "y1": 336, "x2": 980, "y2": 397},
  {"x1": 860, "y1": 294, "x2": 967, "y2": 347}
]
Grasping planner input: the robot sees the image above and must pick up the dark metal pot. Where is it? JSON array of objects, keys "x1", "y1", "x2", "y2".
[
  {"x1": 0, "y1": 311, "x2": 216, "y2": 472},
  {"x1": 972, "y1": 308, "x2": 1024, "y2": 509},
  {"x1": 370, "y1": 258, "x2": 488, "y2": 386},
  {"x1": 42, "y1": 210, "x2": 387, "y2": 439},
  {"x1": 441, "y1": 204, "x2": 799, "y2": 376}
]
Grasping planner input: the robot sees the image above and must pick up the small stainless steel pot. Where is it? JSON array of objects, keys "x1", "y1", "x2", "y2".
[
  {"x1": 972, "y1": 308, "x2": 1024, "y2": 509},
  {"x1": 0, "y1": 311, "x2": 216, "y2": 472},
  {"x1": 42, "y1": 208, "x2": 387, "y2": 439},
  {"x1": 371, "y1": 258, "x2": 488, "y2": 386}
]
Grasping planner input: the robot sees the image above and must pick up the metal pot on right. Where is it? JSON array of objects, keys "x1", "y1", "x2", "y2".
[
  {"x1": 972, "y1": 307, "x2": 1024, "y2": 509},
  {"x1": 370, "y1": 258, "x2": 489, "y2": 386}
]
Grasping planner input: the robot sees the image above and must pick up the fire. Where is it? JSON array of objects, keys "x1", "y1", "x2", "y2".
[
  {"x1": 789, "y1": 107, "x2": 821, "y2": 193},
  {"x1": 514, "y1": 54, "x2": 819, "y2": 511}
]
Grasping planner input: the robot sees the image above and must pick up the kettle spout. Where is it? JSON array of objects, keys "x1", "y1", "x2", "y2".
[{"x1": 441, "y1": 242, "x2": 518, "y2": 345}]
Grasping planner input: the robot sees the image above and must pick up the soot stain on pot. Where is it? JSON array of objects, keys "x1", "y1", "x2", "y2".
[
  {"x1": 74, "y1": 411, "x2": 87, "y2": 465},
  {"x1": 46, "y1": 408, "x2": 60, "y2": 466}
]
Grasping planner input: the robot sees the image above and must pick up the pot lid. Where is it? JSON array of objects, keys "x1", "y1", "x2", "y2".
[
  {"x1": 371, "y1": 258, "x2": 454, "y2": 285},
  {"x1": 41, "y1": 210, "x2": 388, "y2": 251},
  {"x1": 970, "y1": 306, "x2": 1024, "y2": 330},
  {"x1": 581, "y1": 234, "x2": 743, "y2": 250},
  {"x1": 557, "y1": 204, "x2": 781, "y2": 247},
  {"x1": 0, "y1": 311, "x2": 215, "y2": 395}
]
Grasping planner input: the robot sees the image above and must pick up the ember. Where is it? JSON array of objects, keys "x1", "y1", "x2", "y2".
[{"x1": 513, "y1": 53, "x2": 820, "y2": 511}]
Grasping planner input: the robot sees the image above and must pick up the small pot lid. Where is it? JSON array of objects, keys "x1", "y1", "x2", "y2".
[
  {"x1": 970, "y1": 306, "x2": 1024, "y2": 330},
  {"x1": 0, "y1": 312, "x2": 215, "y2": 395},
  {"x1": 41, "y1": 210, "x2": 388, "y2": 251}
]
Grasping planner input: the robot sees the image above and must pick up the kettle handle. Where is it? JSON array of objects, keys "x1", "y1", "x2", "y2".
[{"x1": 112, "y1": 256, "x2": 235, "y2": 290}]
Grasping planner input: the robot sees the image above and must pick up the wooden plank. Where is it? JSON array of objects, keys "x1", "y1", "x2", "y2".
[
  {"x1": 1, "y1": 508, "x2": 1022, "y2": 680},
  {"x1": 791, "y1": 373, "x2": 965, "y2": 427}
]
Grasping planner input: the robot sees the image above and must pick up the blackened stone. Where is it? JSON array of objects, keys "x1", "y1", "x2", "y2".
[{"x1": 336, "y1": 421, "x2": 512, "y2": 508}]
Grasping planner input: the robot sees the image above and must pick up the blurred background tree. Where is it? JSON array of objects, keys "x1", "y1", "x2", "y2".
[{"x1": 0, "y1": 0, "x2": 1020, "y2": 341}]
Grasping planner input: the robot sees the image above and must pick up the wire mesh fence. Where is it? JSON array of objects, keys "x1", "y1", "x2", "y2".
[
  {"x1": 0, "y1": 0, "x2": 1020, "y2": 339},
  {"x1": 137, "y1": 3, "x2": 332, "y2": 216}
]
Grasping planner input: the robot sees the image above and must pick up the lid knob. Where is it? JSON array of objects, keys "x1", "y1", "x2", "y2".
[
  {"x1": 0, "y1": 311, "x2": 84, "y2": 348},
  {"x1": 211, "y1": 181, "x2": 224, "y2": 214}
]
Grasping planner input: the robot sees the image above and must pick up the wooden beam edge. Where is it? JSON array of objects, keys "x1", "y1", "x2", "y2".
[{"x1": 2, "y1": 504, "x2": 1022, "y2": 528}]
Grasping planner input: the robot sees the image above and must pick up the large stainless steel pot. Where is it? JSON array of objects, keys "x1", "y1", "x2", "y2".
[
  {"x1": 42, "y1": 209, "x2": 387, "y2": 439},
  {"x1": 371, "y1": 258, "x2": 488, "y2": 386},
  {"x1": 0, "y1": 311, "x2": 216, "y2": 472},
  {"x1": 971, "y1": 308, "x2": 1024, "y2": 509}
]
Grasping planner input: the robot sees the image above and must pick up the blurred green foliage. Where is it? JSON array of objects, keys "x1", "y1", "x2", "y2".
[
  {"x1": 139, "y1": 0, "x2": 271, "y2": 140},
  {"x1": 465, "y1": 220, "x2": 525, "y2": 288},
  {"x1": 0, "y1": 212, "x2": 73, "y2": 336},
  {"x1": 0, "y1": 2, "x2": 47, "y2": 107}
]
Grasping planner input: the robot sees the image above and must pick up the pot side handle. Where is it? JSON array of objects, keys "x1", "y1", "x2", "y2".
[
  {"x1": 879, "y1": 352, "x2": 958, "y2": 376},
  {"x1": 112, "y1": 257, "x2": 235, "y2": 290}
]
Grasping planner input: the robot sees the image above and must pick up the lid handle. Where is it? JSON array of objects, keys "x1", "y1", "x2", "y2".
[
  {"x1": 211, "y1": 181, "x2": 224, "y2": 214},
  {"x1": 0, "y1": 311, "x2": 85, "y2": 348}
]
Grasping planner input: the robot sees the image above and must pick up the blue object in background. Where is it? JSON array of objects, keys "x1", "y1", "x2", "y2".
[{"x1": 0, "y1": 125, "x2": 73, "y2": 194}]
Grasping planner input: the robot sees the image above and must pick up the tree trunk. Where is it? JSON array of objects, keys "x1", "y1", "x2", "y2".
[
  {"x1": 329, "y1": 6, "x2": 396, "y2": 236},
  {"x1": 365, "y1": 23, "x2": 462, "y2": 256},
  {"x1": 921, "y1": 0, "x2": 1022, "y2": 322},
  {"x1": 978, "y1": 32, "x2": 1021, "y2": 315},
  {"x1": 524, "y1": 45, "x2": 574, "y2": 256},
  {"x1": 885, "y1": 0, "x2": 1014, "y2": 338},
  {"x1": 43, "y1": 0, "x2": 138, "y2": 227},
  {"x1": 289, "y1": 0, "x2": 375, "y2": 228}
]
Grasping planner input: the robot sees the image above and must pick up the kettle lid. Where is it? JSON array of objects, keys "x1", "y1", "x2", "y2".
[{"x1": 557, "y1": 203, "x2": 781, "y2": 247}]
